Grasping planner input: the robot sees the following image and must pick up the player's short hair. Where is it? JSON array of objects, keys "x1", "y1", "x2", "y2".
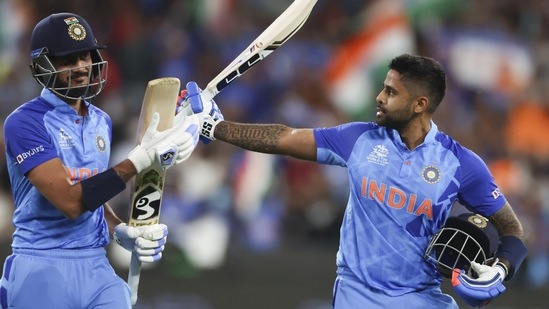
[
  {"x1": 424, "y1": 213, "x2": 499, "y2": 278},
  {"x1": 389, "y1": 54, "x2": 446, "y2": 114}
]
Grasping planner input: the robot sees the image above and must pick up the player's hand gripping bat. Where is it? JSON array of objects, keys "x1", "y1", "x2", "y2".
[
  {"x1": 127, "y1": 0, "x2": 317, "y2": 305},
  {"x1": 127, "y1": 77, "x2": 180, "y2": 305}
]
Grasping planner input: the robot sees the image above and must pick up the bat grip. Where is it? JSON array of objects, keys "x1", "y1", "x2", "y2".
[{"x1": 128, "y1": 252, "x2": 142, "y2": 305}]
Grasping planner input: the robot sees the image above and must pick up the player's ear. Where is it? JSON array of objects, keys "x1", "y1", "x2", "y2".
[{"x1": 413, "y1": 96, "x2": 429, "y2": 113}]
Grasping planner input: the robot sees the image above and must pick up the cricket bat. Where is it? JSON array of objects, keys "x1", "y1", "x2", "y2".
[
  {"x1": 127, "y1": 0, "x2": 317, "y2": 305},
  {"x1": 201, "y1": 0, "x2": 318, "y2": 101},
  {"x1": 127, "y1": 77, "x2": 180, "y2": 305}
]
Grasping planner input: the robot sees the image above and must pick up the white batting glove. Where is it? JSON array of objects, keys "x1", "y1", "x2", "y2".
[
  {"x1": 177, "y1": 81, "x2": 224, "y2": 144},
  {"x1": 114, "y1": 223, "x2": 168, "y2": 263},
  {"x1": 128, "y1": 112, "x2": 199, "y2": 173}
]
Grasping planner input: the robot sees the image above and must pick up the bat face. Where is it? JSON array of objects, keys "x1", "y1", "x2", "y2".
[
  {"x1": 127, "y1": 77, "x2": 180, "y2": 305},
  {"x1": 128, "y1": 77, "x2": 180, "y2": 228}
]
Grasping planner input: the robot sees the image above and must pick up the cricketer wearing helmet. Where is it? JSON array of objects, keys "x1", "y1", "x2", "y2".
[
  {"x1": 0, "y1": 13, "x2": 199, "y2": 308},
  {"x1": 181, "y1": 54, "x2": 528, "y2": 308}
]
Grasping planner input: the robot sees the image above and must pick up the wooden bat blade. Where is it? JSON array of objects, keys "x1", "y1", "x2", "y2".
[
  {"x1": 127, "y1": 77, "x2": 180, "y2": 305},
  {"x1": 135, "y1": 77, "x2": 180, "y2": 140},
  {"x1": 129, "y1": 77, "x2": 180, "y2": 226},
  {"x1": 203, "y1": 0, "x2": 318, "y2": 100}
]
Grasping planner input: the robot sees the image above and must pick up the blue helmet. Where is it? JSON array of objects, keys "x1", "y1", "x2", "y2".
[
  {"x1": 29, "y1": 12, "x2": 108, "y2": 100},
  {"x1": 425, "y1": 213, "x2": 499, "y2": 278}
]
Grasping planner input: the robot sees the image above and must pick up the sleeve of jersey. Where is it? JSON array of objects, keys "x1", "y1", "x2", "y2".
[
  {"x1": 102, "y1": 109, "x2": 114, "y2": 141},
  {"x1": 313, "y1": 122, "x2": 373, "y2": 167},
  {"x1": 457, "y1": 148, "x2": 507, "y2": 217},
  {"x1": 4, "y1": 112, "x2": 58, "y2": 175}
]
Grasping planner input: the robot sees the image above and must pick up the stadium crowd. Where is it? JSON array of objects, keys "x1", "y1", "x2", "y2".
[{"x1": 0, "y1": 0, "x2": 547, "y2": 302}]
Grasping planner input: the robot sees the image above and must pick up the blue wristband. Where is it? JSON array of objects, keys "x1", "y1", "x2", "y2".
[
  {"x1": 497, "y1": 235, "x2": 528, "y2": 280},
  {"x1": 80, "y1": 168, "x2": 126, "y2": 212}
]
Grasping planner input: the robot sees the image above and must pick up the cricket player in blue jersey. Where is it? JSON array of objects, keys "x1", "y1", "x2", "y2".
[
  {"x1": 1, "y1": 13, "x2": 199, "y2": 308},
  {"x1": 181, "y1": 54, "x2": 528, "y2": 308}
]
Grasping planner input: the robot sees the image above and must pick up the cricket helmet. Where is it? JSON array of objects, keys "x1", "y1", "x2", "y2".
[
  {"x1": 29, "y1": 12, "x2": 107, "y2": 100},
  {"x1": 425, "y1": 213, "x2": 499, "y2": 278}
]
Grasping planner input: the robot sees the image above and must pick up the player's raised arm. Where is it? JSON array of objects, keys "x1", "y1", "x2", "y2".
[
  {"x1": 216, "y1": 121, "x2": 316, "y2": 161},
  {"x1": 180, "y1": 81, "x2": 317, "y2": 161}
]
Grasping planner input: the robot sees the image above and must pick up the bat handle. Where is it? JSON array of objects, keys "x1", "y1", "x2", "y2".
[{"x1": 128, "y1": 252, "x2": 142, "y2": 305}]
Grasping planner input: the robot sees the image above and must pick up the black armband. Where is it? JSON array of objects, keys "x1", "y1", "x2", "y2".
[
  {"x1": 80, "y1": 168, "x2": 126, "y2": 212},
  {"x1": 496, "y1": 235, "x2": 528, "y2": 280}
]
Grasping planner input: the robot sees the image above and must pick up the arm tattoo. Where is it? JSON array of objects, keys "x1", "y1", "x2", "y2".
[
  {"x1": 114, "y1": 168, "x2": 132, "y2": 182},
  {"x1": 489, "y1": 203, "x2": 524, "y2": 240},
  {"x1": 489, "y1": 203, "x2": 525, "y2": 271},
  {"x1": 215, "y1": 121, "x2": 289, "y2": 154}
]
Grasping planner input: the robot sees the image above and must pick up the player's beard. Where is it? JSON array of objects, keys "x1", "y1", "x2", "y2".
[
  {"x1": 52, "y1": 72, "x2": 92, "y2": 99},
  {"x1": 375, "y1": 103, "x2": 416, "y2": 131}
]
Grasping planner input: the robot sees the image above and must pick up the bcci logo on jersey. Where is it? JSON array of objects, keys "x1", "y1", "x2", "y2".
[
  {"x1": 422, "y1": 165, "x2": 441, "y2": 184},
  {"x1": 95, "y1": 135, "x2": 106, "y2": 152}
]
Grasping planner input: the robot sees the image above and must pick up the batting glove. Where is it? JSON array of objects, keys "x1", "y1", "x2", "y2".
[
  {"x1": 114, "y1": 223, "x2": 169, "y2": 263},
  {"x1": 452, "y1": 261, "x2": 507, "y2": 308},
  {"x1": 128, "y1": 112, "x2": 199, "y2": 173},
  {"x1": 176, "y1": 81, "x2": 224, "y2": 144}
]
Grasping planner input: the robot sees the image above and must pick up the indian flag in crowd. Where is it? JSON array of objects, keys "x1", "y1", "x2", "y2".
[{"x1": 323, "y1": 0, "x2": 415, "y2": 120}]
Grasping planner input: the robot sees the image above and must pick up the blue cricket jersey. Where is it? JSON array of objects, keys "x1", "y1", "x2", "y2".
[
  {"x1": 4, "y1": 88, "x2": 112, "y2": 250},
  {"x1": 314, "y1": 121, "x2": 505, "y2": 296}
]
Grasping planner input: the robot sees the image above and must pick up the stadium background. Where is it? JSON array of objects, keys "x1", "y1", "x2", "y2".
[{"x1": 0, "y1": 0, "x2": 548, "y2": 308}]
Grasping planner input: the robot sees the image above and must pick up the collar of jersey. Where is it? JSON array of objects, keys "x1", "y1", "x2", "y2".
[
  {"x1": 41, "y1": 88, "x2": 88, "y2": 115},
  {"x1": 390, "y1": 120, "x2": 439, "y2": 149}
]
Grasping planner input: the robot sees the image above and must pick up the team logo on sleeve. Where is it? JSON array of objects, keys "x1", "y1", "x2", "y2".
[
  {"x1": 95, "y1": 135, "x2": 106, "y2": 152},
  {"x1": 422, "y1": 165, "x2": 441, "y2": 184}
]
